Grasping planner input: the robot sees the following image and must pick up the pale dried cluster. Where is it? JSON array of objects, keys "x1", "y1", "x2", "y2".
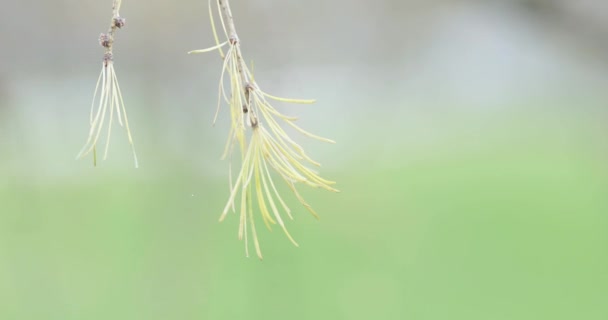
[
  {"x1": 77, "y1": 0, "x2": 138, "y2": 167},
  {"x1": 190, "y1": 0, "x2": 338, "y2": 258}
]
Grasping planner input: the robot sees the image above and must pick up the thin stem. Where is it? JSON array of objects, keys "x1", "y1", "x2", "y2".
[
  {"x1": 105, "y1": 0, "x2": 123, "y2": 55},
  {"x1": 219, "y1": 0, "x2": 256, "y2": 124}
]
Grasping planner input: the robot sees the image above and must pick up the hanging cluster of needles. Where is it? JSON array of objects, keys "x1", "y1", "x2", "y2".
[
  {"x1": 75, "y1": 0, "x2": 336, "y2": 259},
  {"x1": 77, "y1": 0, "x2": 138, "y2": 167},
  {"x1": 189, "y1": 0, "x2": 338, "y2": 258}
]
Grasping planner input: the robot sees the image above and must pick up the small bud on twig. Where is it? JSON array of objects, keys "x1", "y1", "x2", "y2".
[
  {"x1": 99, "y1": 33, "x2": 111, "y2": 47},
  {"x1": 229, "y1": 35, "x2": 238, "y2": 45},
  {"x1": 103, "y1": 52, "x2": 113, "y2": 67},
  {"x1": 114, "y1": 16, "x2": 126, "y2": 28}
]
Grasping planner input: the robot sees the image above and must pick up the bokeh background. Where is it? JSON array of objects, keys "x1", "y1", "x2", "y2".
[{"x1": 1, "y1": 0, "x2": 607, "y2": 319}]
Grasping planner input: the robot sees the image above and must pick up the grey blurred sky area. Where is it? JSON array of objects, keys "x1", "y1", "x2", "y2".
[{"x1": 0, "y1": 0, "x2": 607, "y2": 176}]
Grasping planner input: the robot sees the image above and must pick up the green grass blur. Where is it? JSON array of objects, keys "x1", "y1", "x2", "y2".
[{"x1": 1, "y1": 109, "x2": 606, "y2": 319}]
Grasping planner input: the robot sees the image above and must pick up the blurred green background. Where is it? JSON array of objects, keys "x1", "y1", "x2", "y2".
[{"x1": 1, "y1": 0, "x2": 607, "y2": 319}]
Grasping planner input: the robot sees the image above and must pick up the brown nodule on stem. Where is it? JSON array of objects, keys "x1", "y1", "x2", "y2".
[
  {"x1": 244, "y1": 83, "x2": 253, "y2": 110},
  {"x1": 250, "y1": 116, "x2": 258, "y2": 128},
  {"x1": 229, "y1": 35, "x2": 238, "y2": 45},
  {"x1": 103, "y1": 52, "x2": 113, "y2": 66},
  {"x1": 113, "y1": 16, "x2": 126, "y2": 28},
  {"x1": 99, "y1": 33, "x2": 111, "y2": 47}
]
